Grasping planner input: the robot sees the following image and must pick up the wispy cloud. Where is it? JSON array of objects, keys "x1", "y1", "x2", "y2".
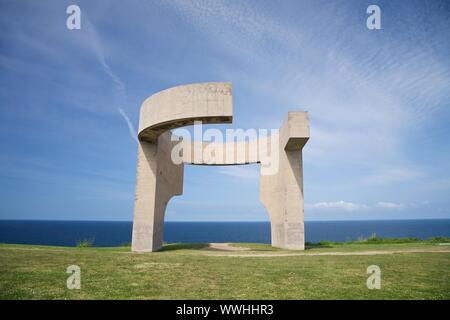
[
  {"x1": 306, "y1": 201, "x2": 369, "y2": 211},
  {"x1": 1, "y1": 1, "x2": 448, "y2": 221},
  {"x1": 83, "y1": 15, "x2": 137, "y2": 143},
  {"x1": 376, "y1": 202, "x2": 405, "y2": 210},
  {"x1": 307, "y1": 200, "x2": 429, "y2": 212},
  {"x1": 165, "y1": 0, "x2": 450, "y2": 172},
  {"x1": 218, "y1": 165, "x2": 259, "y2": 180},
  {"x1": 359, "y1": 167, "x2": 424, "y2": 186},
  {"x1": 118, "y1": 108, "x2": 138, "y2": 143}
]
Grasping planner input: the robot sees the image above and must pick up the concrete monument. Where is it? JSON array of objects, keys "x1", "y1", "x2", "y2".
[{"x1": 131, "y1": 82, "x2": 309, "y2": 252}]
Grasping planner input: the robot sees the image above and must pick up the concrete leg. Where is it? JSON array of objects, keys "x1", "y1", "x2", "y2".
[
  {"x1": 260, "y1": 113, "x2": 308, "y2": 250},
  {"x1": 260, "y1": 150, "x2": 305, "y2": 250},
  {"x1": 131, "y1": 133, "x2": 183, "y2": 252}
]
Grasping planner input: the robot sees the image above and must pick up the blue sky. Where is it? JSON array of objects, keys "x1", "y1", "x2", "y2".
[{"x1": 0, "y1": 0, "x2": 449, "y2": 221}]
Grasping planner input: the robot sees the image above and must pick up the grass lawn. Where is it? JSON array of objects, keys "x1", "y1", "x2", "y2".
[{"x1": 0, "y1": 241, "x2": 449, "y2": 299}]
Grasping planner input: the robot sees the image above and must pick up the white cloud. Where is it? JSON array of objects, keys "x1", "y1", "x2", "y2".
[
  {"x1": 359, "y1": 167, "x2": 424, "y2": 186},
  {"x1": 307, "y1": 200, "x2": 428, "y2": 212},
  {"x1": 218, "y1": 166, "x2": 258, "y2": 180},
  {"x1": 118, "y1": 108, "x2": 138, "y2": 143},
  {"x1": 165, "y1": 0, "x2": 450, "y2": 184},
  {"x1": 82, "y1": 15, "x2": 136, "y2": 143},
  {"x1": 306, "y1": 201, "x2": 369, "y2": 211},
  {"x1": 376, "y1": 202, "x2": 405, "y2": 210}
]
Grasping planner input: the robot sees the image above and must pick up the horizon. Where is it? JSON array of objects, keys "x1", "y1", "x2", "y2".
[{"x1": 2, "y1": 217, "x2": 449, "y2": 222}]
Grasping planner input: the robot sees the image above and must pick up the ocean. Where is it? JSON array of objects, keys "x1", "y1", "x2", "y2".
[{"x1": 0, "y1": 219, "x2": 449, "y2": 247}]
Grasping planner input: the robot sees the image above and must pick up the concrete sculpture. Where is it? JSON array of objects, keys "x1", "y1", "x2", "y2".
[{"x1": 131, "y1": 82, "x2": 309, "y2": 252}]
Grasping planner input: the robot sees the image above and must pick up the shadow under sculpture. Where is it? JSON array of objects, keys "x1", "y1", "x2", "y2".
[{"x1": 131, "y1": 82, "x2": 309, "y2": 252}]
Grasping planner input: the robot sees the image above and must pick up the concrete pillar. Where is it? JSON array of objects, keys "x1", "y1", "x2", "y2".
[
  {"x1": 260, "y1": 112, "x2": 309, "y2": 250},
  {"x1": 131, "y1": 132, "x2": 183, "y2": 252}
]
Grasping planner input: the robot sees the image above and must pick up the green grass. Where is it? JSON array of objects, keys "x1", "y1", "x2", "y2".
[
  {"x1": 309, "y1": 235, "x2": 450, "y2": 245},
  {"x1": 0, "y1": 241, "x2": 449, "y2": 300}
]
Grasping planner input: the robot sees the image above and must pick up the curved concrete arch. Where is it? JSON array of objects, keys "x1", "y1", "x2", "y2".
[
  {"x1": 138, "y1": 82, "x2": 232, "y2": 142},
  {"x1": 131, "y1": 82, "x2": 309, "y2": 252}
]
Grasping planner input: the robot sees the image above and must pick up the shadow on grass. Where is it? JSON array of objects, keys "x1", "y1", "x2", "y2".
[
  {"x1": 305, "y1": 244, "x2": 333, "y2": 250},
  {"x1": 161, "y1": 243, "x2": 210, "y2": 251}
]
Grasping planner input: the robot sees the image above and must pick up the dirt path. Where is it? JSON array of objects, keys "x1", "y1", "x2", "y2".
[
  {"x1": 202, "y1": 248, "x2": 450, "y2": 257},
  {"x1": 3, "y1": 244, "x2": 450, "y2": 257},
  {"x1": 205, "y1": 243, "x2": 250, "y2": 251}
]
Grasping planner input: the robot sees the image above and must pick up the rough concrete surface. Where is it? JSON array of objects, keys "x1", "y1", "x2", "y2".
[{"x1": 132, "y1": 82, "x2": 309, "y2": 252}]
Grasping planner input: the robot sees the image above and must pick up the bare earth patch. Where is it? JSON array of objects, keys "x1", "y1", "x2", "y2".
[{"x1": 204, "y1": 243, "x2": 251, "y2": 251}]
